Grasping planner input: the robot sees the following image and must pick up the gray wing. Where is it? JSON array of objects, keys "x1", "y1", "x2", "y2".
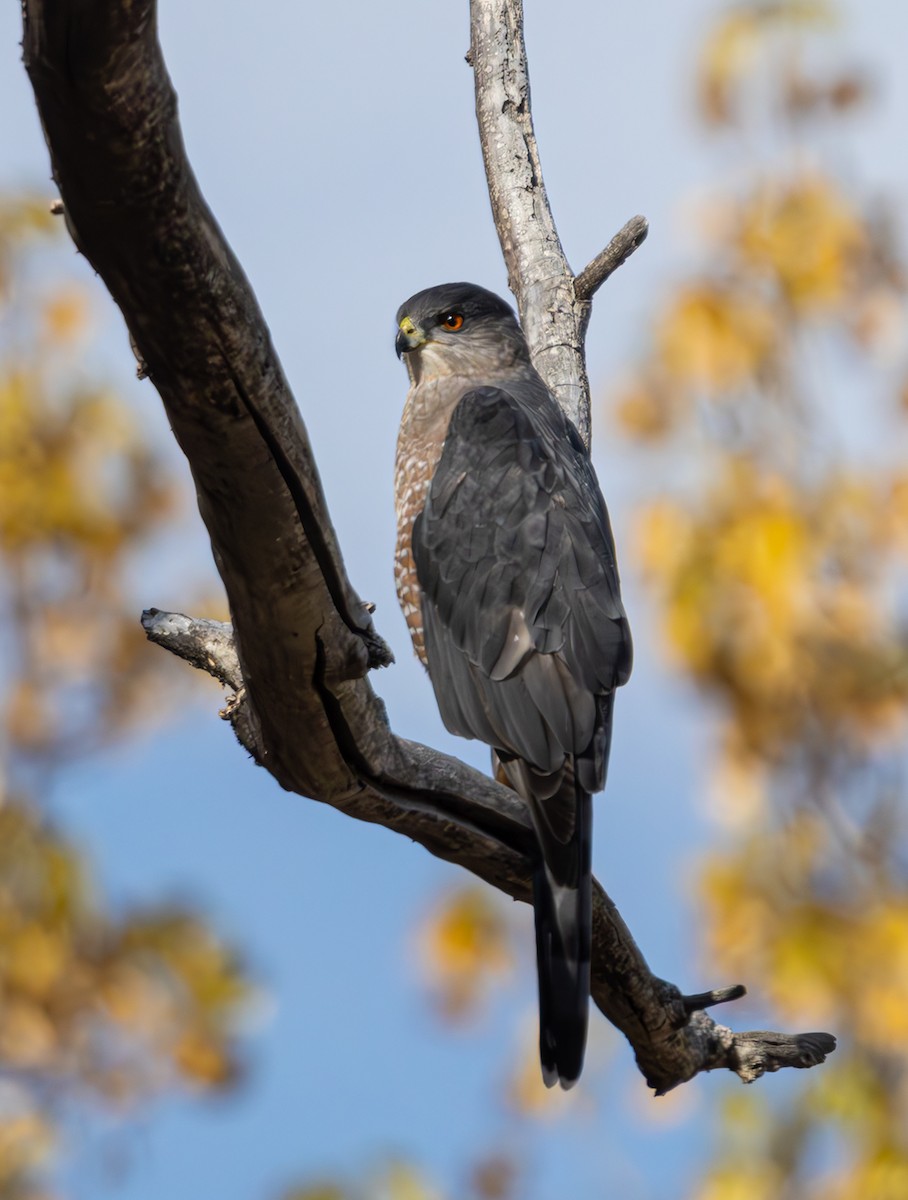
[{"x1": 412, "y1": 383, "x2": 632, "y2": 799}]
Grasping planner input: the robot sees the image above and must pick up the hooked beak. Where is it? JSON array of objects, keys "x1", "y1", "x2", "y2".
[{"x1": 395, "y1": 314, "x2": 426, "y2": 359}]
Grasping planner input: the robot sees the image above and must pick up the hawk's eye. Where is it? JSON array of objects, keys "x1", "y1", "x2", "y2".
[{"x1": 439, "y1": 312, "x2": 464, "y2": 331}]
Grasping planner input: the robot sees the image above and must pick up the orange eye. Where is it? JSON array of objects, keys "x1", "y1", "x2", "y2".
[{"x1": 439, "y1": 312, "x2": 464, "y2": 331}]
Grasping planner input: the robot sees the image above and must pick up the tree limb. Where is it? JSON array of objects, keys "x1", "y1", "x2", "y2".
[
  {"x1": 141, "y1": 612, "x2": 835, "y2": 1093},
  {"x1": 469, "y1": 0, "x2": 647, "y2": 445},
  {"x1": 575, "y1": 215, "x2": 651, "y2": 302},
  {"x1": 21, "y1": 0, "x2": 835, "y2": 1096}
]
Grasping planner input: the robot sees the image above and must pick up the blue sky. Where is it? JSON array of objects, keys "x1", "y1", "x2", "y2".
[{"x1": 4, "y1": 2, "x2": 908, "y2": 1198}]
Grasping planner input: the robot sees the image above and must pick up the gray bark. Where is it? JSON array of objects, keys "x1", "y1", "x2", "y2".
[{"x1": 469, "y1": 0, "x2": 648, "y2": 446}]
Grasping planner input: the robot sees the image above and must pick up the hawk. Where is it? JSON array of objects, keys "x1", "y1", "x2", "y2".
[{"x1": 393, "y1": 282, "x2": 632, "y2": 1088}]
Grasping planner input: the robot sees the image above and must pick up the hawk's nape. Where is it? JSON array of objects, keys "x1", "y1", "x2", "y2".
[{"x1": 393, "y1": 283, "x2": 632, "y2": 1088}]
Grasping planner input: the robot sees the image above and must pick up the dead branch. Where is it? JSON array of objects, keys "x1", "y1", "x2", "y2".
[
  {"x1": 141, "y1": 612, "x2": 835, "y2": 1094},
  {"x1": 575, "y1": 216, "x2": 651, "y2": 302},
  {"x1": 470, "y1": 0, "x2": 647, "y2": 445}
]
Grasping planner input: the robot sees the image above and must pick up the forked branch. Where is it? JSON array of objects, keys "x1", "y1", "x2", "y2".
[
  {"x1": 470, "y1": 0, "x2": 648, "y2": 444},
  {"x1": 21, "y1": 0, "x2": 834, "y2": 1097}
]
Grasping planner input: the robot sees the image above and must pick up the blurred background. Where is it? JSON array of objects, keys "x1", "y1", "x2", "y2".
[{"x1": 1, "y1": 1, "x2": 908, "y2": 1197}]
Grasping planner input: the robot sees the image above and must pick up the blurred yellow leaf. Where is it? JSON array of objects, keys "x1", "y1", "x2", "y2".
[
  {"x1": 41, "y1": 289, "x2": 90, "y2": 345},
  {"x1": 282, "y1": 1187, "x2": 348, "y2": 1200},
  {"x1": 174, "y1": 1027, "x2": 236, "y2": 1090},
  {"x1": 99, "y1": 962, "x2": 176, "y2": 1036},
  {"x1": 699, "y1": 855, "x2": 776, "y2": 972},
  {"x1": 656, "y1": 284, "x2": 777, "y2": 393},
  {"x1": 808, "y1": 1058, "x2": 887, "y2": 1126},
  {"x1": 697, "y1": 12, "x2": 761, "y2": 125},
  {"x1": 416, "y1": 886, "x2": 512, "y2": 1021},
  {"x1": 692, "y1": 1164, "x2": 786, "y2": 1200},
  {"x1": 5, "y1": 681, "x2": 52, "y2": 754},
  {"x1": 824, "y1": 1148, "x2": 908, "y2": 1200},
  {"x1": 636, "y1": 499, "x2": 694, "y2": 582},
  {"x1": 0, "y1": 1111, "x2": 54, "y2": 1188},
  {"x1": 5, "y1": 924, "x2": 67, "y2": 1000},
  {"x1": 613, "y1": 374, "x2": 677, "y2": 440},
  {"x1": 737, "y1": 176, "x2": 865, "y2": 312},
  {"x1": 697, "y1": 2, "x2": 836, "y2": 125},
  {"x1": 0, "y1": 1002, "x2": 57, "y2": 1069},
  {"x1": 122, "y1": 912, "x2": 250, "y2": 1017},
  {"x1": 372, "y1": 1162, "x2": 444, "y2": 1200},
  {"x1": 0, "y1": 197, "x2": 56, "y2": 242}
]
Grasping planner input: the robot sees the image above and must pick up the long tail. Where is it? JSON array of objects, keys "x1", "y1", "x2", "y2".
[
  {"x1": 531, "y1": 779, "x2": 592, "y2": 1089},
  {"x1": 496, "y1": 754, "x2": 593, "y2": 1089},
  {"x1": 494, "y1": 695, "x2": 613, "y2": 1087}
]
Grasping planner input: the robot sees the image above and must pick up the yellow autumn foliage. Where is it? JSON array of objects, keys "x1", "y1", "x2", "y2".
[
  {"x1": 656, "y1": 284, "x2": 777, "y2": 393},
  {"x1": 415, "y1": 886, "x2": 512, "y2": 1020},
  {"x1": 822, "y1": 1151, "x2": 908, "y2": 1200},
  {"x1": 0, "y1": 197, "x2": 55, "y2": 303},
  {"x1": 701, "y1": 815, "x2": 908, "y2": 1047},
  {"x1": 0, "y1": 369, "x2": 172, "y2": 553},
  {"x1": 618, "y1": 8, "x2": 908, "y2": 1198},
  {"x1": 0, "y1": 1111, "x2": 54, "y2": 1197},
  {"x1": 613, "y1": 373, "x2": 676, "y2": 440},
  {"x1": 41, "y1": 290, "x2": 89, "y2": 345},
  {"x1": 697, "y1": 10, "x2": 761, "y2": 125},
  {"x1": 375, "y1": 1163, "x2": 445, "y2": 1200},
  {"x1": 0, "y1": 800, "x2": 250, "y2": 1101},
  {"x1": 415, "y1": 888, "x2": 510, "y2": 1024},
  {"x1": 638, "y1": 459, "x2": 908, "y2": 757},
  {"x1": 736, "y1": 176, "x2": 866, "y2": 313},
  {"x1": 174, "y1": 1026, "x2": 237, "y2": 1090},
  {"x1": 692, "y1": 1164, "x2": 787, "y2": 1200},
  {"x1": 4, "y1": 924, "x2": 68, "y2": 1001},
  {"x1": 0, "y1": 195, "x2": 248, "y2": 1194},
  {"x1": 0, "y1": 198, "x2": 225, "y2": 768},
  {"x1": 697, "y1": 0, "x2": 837, "y2": 125},
  {"x1": 284, "y1": 1189, "x2": 348, "y2": 1200}
]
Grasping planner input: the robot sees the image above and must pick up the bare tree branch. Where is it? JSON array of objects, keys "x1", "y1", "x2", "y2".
[
  {"x1": 682, "y1": 984, "x2": 747, "y2": 1014},
  {"x1": 576, "y1": 215, "x2": 651, "y2": 302},
  {"x1": 469, "y1": 0, "x2": 647, "y2": 445},
  {"x1": 21, "y1": 0, "x2": 835, "y2": 1096},
  {"x1": 142, "y1": 611, "x2": 836, "y2": 1093},
  {"x1": 470, "y1": 0, "x2": 593, "y2": 441}
]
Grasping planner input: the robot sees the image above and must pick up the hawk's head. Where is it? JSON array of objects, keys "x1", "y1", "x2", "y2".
[{"x1": 395, "y1": 282, "x2": 530, "y2": 384}]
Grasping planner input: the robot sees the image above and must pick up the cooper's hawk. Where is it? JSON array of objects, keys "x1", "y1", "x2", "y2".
[{"x1": 394, "y1": 282, "x2": 632, "y2": 1088}]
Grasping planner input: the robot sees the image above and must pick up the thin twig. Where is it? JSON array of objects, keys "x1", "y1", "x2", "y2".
[
  {"x1": 682, "y1": 983, "x2": 748, "y2": 1014},
  {"x1": 575, "y1": 215, "x2": 650, "y2": 301}
]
